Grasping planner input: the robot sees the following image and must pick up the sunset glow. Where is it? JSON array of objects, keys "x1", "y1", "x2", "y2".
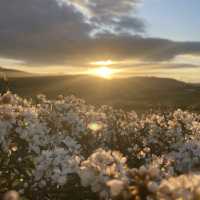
[
  {"x1": 90, "y1": 60, "x2": 114, "y2": 66},
  {"x1": 92, "y1": 67, "x2": 113, "y2": 79}
]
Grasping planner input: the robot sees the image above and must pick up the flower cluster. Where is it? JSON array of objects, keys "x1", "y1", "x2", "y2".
[
  {"x1": 1, "y1": 92, "x2": 200, "y2": 199},
  {"x1": 79, "y1": 148, "x2": 128, "y2": 199},
  {"x1": 158, "y1": 173, "x2": 200, "y2": 200}
]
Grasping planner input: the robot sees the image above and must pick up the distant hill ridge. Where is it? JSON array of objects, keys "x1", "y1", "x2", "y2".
[
  {"x1": 0, "y1": 66, "x2": 32, "y2": 77},
  {"x1": 0, "y1": 66, "x2": 199, "y2": 111},
  {"x1": 3, "y1": 74, "x2": 199, "y2": 112}
]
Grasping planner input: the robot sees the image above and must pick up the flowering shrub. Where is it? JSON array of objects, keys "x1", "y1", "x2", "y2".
[{"x1": 1, "y1": 92, "x2": 200, "y2": 199}]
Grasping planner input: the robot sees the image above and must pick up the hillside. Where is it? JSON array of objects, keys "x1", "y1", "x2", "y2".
[
  {"x1": 0, "y1": 66, "x2": 32, "y2": 77},
  {"x1": 0, "y1": 75, "x2": 199, "y2": 112}
]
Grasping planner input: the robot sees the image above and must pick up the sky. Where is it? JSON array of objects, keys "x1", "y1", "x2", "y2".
[
  {"x1": 0, "y1": 0, "x2": 200, "y2": 82},
  {"x1": 140, "y1": 0, "x2": 200, "y2": 41}
]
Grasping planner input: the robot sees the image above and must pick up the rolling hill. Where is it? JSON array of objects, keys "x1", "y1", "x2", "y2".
[
  {"x1": 0, "y1": 66, "x2": 32, "y2": 77},
  {"x1": 1, "y1": 74, "x2": 200, "y2": 112}
]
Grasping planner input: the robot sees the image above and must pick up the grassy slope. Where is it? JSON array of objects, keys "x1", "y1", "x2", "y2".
[{"x1": 1, "y1": 75, "x2": 199, "y2": 112}]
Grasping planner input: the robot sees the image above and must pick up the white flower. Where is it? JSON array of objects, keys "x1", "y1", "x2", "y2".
[
  {"x1": 3, "y1": 191, "x2": 19, "y2": 200},
  {"x1": 107, "y1": 179, "x2": 124, "y2": 197},
  {"x1": 158, "y1": 173, "x2": 200, "y2": 200}
]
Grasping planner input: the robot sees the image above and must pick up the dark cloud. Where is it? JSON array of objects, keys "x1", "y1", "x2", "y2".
[
  {"x1": 113, "y1": 16, "x2": 145, "y2": 34},
  {"x1": 162, "y1": 63, "x2": 200, "y2": 69},
  {"x1": 0, "y1": 0, "x2": 200, "y2": 68},
  {"x1": 0, "y1": 0, "x2": 92, "y2": 36}
]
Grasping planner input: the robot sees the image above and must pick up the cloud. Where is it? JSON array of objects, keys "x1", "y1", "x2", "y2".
[
  {"x1": 0, "y1": 0, "x2": 200, "y2": 69},
  {"x1": 0, "y1": 0, "x2": 92, "y2": 37},
  {"x1": 61, "y1": 0, "x2": 145, "y2": 35},
  {"x1": 67, "y1": 0, "x2": 140, "y2": 17},
  {"x1": 171, "y1": 54, "x2": 200, "y2": 66},
  {"x1": 0, "y1": 0, "x2": 92, "y2": 64}
]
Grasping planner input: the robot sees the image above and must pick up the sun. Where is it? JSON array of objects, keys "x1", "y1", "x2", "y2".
[
  {"x1": 88, "y1": 60, "x2": 115, "y2": 79},
  {"x1": 94, "y1": 67, "x2": 113, "y2": 79}
]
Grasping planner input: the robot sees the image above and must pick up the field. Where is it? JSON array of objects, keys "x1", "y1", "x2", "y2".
[{"x1": 1, "y1": 79, "x2": 200, "y2": 199}]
